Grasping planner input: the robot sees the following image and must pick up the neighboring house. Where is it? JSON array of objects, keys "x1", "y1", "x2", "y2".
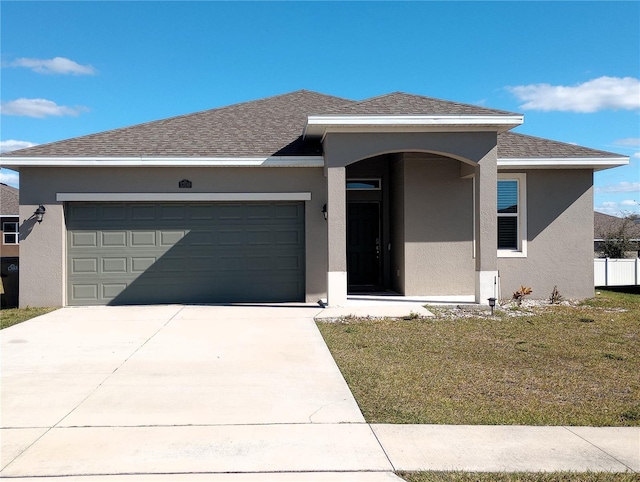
[
  {"x1": 0, "y1": 183, "x2": 20, "y2": 307},
  {"x1": 594, "y1": 211, "x2": 640, "y2": 257},
  {"x1": 0, "y1": 90, "x2": 629, "y2": 307}
]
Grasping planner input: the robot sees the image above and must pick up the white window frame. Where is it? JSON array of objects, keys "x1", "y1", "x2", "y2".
[
  {"x1": 498, "y1": 173, "x2": 527, "y2": 258},
  {"x1": 3, "y1": 221, "x2": 19, "y2": 245}
]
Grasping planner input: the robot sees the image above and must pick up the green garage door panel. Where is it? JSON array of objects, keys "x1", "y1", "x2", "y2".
[{"x1": 66, "y1": 202, "x2": 305, "y2": 306}]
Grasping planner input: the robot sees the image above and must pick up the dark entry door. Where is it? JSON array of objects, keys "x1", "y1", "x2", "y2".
[{"x1": 347, "y1": 202, "x2": 381, "y2": 289}]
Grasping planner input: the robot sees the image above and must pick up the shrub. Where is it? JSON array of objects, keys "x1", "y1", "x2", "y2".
[
  {"x1": 549, "y1": 286, "x2": 564, "y2": 304},
  {"x1": 512, "y1": 286, "x2": 532, "y2": 306}
]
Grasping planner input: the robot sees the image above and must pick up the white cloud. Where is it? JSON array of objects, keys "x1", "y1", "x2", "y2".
[
  {"x1": 0, "y1": 140, "x2": 37, "y2": 153},
  {"x1": 633, "y1": 152, "x2": 640, "y2": 158},
  {"x1": 596, "y1": 200, "x2": 640, "y2": 216},
  {"x1": 507, "y1": 76, "x2": 640, "y2": 113},
  {"x1": 0, "y1": 98, "x2": 88, "y2": 118},
  {"x1": 595, "y1": 182, "x2": 640, "y2": 194},
  {"x1": 9, "y1": 57, "x2": 97, "y2": 75},
  {"x1": 0, "y1": 168, "x2": 19, "y2": 188},
  {"x1": 613, "y1": 138, "x2": 640, "y2": 148},
  {"x1": 595, "y1": 202, "x2": 619, "y2": 216}
]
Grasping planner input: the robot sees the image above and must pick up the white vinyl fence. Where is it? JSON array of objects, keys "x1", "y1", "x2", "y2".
[{"x1": 594, "y1": 258, "x2": 640, "y2": 286}]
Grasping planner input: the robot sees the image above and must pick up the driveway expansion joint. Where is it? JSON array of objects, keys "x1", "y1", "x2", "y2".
[
  {"x1": 367, "y1": 424, "x2": 397, "y2": 472},
  {"x1": 563, "y1": 426, "x2": 638, "y2": 472}
]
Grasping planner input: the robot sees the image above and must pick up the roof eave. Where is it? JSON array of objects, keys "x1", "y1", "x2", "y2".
[
  {"x1": 498, "y1": 157, "x2": 629, "y2": 171},
  {"x1": 0, "y1": 156, "x2": 325, "y2": 169},
  {"x1": 304, "y1": 115, "x2": 525, "y2": 138}
]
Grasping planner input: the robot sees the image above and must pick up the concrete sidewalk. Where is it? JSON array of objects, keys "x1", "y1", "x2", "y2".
[{"x1": 1, "y1": 304, "x2": 638, "y2": 480}]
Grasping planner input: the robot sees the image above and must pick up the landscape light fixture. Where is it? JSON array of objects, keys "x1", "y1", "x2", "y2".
[
  {"x1": 322, "y1": 204, "x2": 327, "y2": 221},
  {"x1": 488, "y1": 297, "x2": 496, "y2": 316},
  {"x1": 34, "y1": 205, "x2": 46, "y2": 223}
]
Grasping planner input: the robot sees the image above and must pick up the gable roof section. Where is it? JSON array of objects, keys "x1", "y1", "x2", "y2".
[
  {"x1": 322, "y1": 92, "x2": 519, "y2": 116},
  {"x1": 0, "y1": 90, "x2": 627, "y2": 168},
  {"x1": 0, "y1": 183, "x2": 19, "y2": 216},
  {"x1": 304, "y1": 91, "x2": 524, "y2": 137}
]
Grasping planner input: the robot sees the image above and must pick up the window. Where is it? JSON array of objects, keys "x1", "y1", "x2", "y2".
[
  {"x1": 3, "y1": 222, "x2": 19, "y2": 244},
  {"x1": 346, "y1": 179, "x2": 381, "y2": 190},
  {"x1": 497, "y1": 174, "x2": 526, "y2": 257}
]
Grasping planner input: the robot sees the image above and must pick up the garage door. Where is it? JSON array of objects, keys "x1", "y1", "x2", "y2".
[{"x1": 66, "y1": 202, "x2": 305, "y2": 306}]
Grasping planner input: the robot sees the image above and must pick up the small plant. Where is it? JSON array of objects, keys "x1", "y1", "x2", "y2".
[
  {"x1": 338, "y1": 313, "x2": 358, "y2": 323},
  {"x1": 404, "y1": 311, "x2": 422, "y2": 320},
  {"x1": 549, "y1": 285, "x2": 564, "y2": 304},
  {"x1": 621, "y1": 404, "x2": 640, "y2": 422},
  {"x1": 512, "y1": 285, "x2": 533, "y2": 306},
  {"x1": 603, "y1": 353, "x2": 624, "y2": 361}
]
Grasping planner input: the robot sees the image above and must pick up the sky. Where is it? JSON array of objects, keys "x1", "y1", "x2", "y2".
[{"x1": 1, "y1": 1, "x2": 639, "y2": 216}]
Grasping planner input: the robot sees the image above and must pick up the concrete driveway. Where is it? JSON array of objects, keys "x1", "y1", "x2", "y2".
[
  {"x1": 1, "y1": 305, "x2": 397, "y2": 479},
  {"x1": 3, "y1": 304, "x2": 638, "y2": 480}
]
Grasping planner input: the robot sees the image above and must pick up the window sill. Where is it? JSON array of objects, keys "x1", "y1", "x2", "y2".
[{"x1": 498, "y1": 249, "x2": 527, "y2": 258}]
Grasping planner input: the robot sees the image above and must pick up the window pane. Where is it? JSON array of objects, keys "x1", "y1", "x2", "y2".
[
  {"x1": 498, "y1": 217, "x2": 518, "y2": 250},
  {"x1": 3, "y1": 222, "x2": 18, "y2": 233},
  {"x1": 4, "y1": 233, "x2": 18, "y2": 244},
  {"x1": 346, "y1": 179, "x2": 380, "y2": 190},
  {"x1": 498, "y1": 181, "x2": 518, "y2": 213}
]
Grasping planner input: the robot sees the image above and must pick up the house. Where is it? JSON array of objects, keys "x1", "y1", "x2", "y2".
[
  {"x1": 0, "y1": 90, "x2": 629, "y2": 307},
  {"x1": 594, "y1": 211, "x2": 640, "y2": 257},
  {"x1": 0, "y1": 182, "x2": 20, "y2": 307}
]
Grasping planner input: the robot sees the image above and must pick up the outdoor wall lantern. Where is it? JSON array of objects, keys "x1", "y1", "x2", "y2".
[
  {"x1": 34, "y1": 205, "x2": 46, "y2": 223},
  {"x1": 321, "y1": 204, "x2": 327, "y2": 221},
  {"x1": 488, "y1": 297, "x2": 497, "y2": 316}
]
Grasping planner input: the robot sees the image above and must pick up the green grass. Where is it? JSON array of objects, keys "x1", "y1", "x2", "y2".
[
  {"x1": 317, "y1": 290, "x2": 639, "y2": 426},
  {"x1": 0, "y1": 307, "x2": 57, "y2": 329},
  {"x1": 399, "y1": 472, "x2": 638, "y2": 482}
]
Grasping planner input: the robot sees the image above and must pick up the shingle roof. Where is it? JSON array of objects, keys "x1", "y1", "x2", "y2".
[
  {"x1": 595, "y1": 212, "x2": 640, "y2": 239},
  {"x1": 4, "y1": 90, "x2": 351, "y2": 158},
  {"x1": 0, "y1": 183, "x2": 19, "y2": 215},
  {"x1": 1, "y1": 90, "x2": 625, "y2": 160},
  {"x1": 498, "y1": 132, "x2": 623, "y2": 159},
  {"x1": 323, "y1": 92, "x2": 520, "y2": 116}
]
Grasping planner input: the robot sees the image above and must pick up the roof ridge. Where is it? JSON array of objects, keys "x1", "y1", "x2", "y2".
[
  {"x1": 331, "y1": 91, "x2": 521, "y2": 116},
  {"x1": 351, "y1": 91, "x2": 406, "y2": 104}
]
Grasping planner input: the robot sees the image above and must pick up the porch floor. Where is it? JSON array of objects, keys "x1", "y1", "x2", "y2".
[
  {"x1": 315, "y1": 292, "x2": 477, "y2": 320},
  {"x1": 345, "y1": 291, "x2": 476, "y2": 306}
]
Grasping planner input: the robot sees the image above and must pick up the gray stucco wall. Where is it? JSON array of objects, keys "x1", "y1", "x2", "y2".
[
  {"x1": 17, "y1": 163, "x2": 597, "y2": 306},
  {"x1": 401, "y1": 154, "x2": 476, "y2": 296},
  {"x1": 18, "y1": 166, "x2": 328, "y2": 307},
  {"x1": 389, "y1": 157, "x2": 405, "y2": 294},
  {"x1": 498, "y1": 169, "x2": 594, "y2": 301}
]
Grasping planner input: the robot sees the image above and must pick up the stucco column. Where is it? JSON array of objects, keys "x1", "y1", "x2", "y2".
[
  {"x1": 474, "y1": 145, "x2": 499, "y2": 304},
  {"x1": 326, "y1": 166, "x2": 347, "y2": 306},
  {"x1": 19, "y1": 203, "x2": 66, "y2": 307}
]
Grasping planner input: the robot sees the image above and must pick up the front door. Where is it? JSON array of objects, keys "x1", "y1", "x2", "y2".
[{"x1": 347, "y1": 202, "x2": 381, "y2": 290}]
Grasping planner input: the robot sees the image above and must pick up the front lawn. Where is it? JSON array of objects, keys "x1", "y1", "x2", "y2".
[
  {"x1": 317, "y1": 290, "x2": 639, "y2": 426},
  {"x1": 0, "y1": 307, "x2": 57, "y2": 329}
]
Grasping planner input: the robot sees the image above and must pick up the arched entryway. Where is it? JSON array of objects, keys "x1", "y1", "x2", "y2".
[{"x1": 322, "y1": 131, "x2": 501, "y2": 306}]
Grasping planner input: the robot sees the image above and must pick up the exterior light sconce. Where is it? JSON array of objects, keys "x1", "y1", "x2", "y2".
[
  {"x1": 488, "y1": 297, "x2": 496, "y2": 316},
  {"x1": 34, "y1": 205, "x2": 46, "y2": 223},
  {"x1": 321, "y1": 204, "x2": 327, "y2": 221}
]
